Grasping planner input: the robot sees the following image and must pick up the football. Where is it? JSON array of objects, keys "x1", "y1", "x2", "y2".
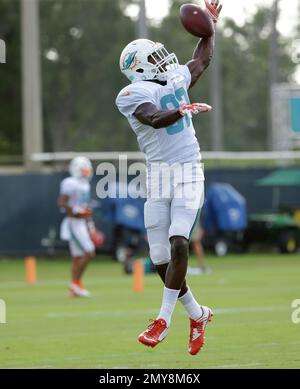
[{"x1": 179, "y1": 3, "x2": 214, "y2": 38}]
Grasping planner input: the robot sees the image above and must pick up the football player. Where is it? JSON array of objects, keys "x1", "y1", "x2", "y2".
[
  {"x1": 116, "y1": 0, "x2": 222, "y2": 355},
  {"x1": 188, "y1": 224, "x2": 211, "y2": 275},
  {"x1": 58, "y1": 156, "x2": 95, "y2": 297}
]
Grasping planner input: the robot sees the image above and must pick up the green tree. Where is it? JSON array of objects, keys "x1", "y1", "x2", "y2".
[
  {"x1": 41, "y1": 0, "x2": 137, "y2": 152},
  {"x1": 219, "y1": 8, "x2": 295, "y2": 150},
  {"x1": 152, "y1": 0, "x2": 212, "y2": 151},
  {"x1": 154, "y1": 1, "x2": 296, "y2": 151},
  {"x1": 0, "y1": 0, "x2": 297, "y2": 158}
]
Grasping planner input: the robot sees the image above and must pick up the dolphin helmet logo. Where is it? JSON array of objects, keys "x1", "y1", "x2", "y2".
[{"x1": 122, "y1": 51, "x2": 138, "y2": 71}]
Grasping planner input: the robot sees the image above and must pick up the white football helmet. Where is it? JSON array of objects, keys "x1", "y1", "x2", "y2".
[
  {"x1": 120, "y1": 39, "x2": 179, "y2": 83},
  {"x1": 69, "y1": 156, "x2": 93, "y2": 180}
]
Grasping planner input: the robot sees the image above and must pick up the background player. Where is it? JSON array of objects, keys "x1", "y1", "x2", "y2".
[
  {"x1": 58, "y1": 156, "x2": 95, "y2": 297},
  {"x1": 116, "y1": 0, "x2": 222, "y2": 356},
  {"x1": 188, "y1": 224, "x2": 211, "y2": 275}
]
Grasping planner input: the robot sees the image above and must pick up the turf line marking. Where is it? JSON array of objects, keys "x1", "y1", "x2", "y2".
[
  {"x1": 0, "y1": 278, "x2": 130, "y2": 289},
  {"x1": 206, "y1": 362, "x2": 262, "y2": 369},
  {"x1": 9, "y1": 363, "x2": 77, "y2": 369},
  {"x1": 47, "y1": 309, "x2": 158, "y2": 318},
  {"x1": 213, "y1": 305, "x2": 288, "y2": 314},
  {"x1": 46, "y1": 304, "x2": 288, "y2": 319}
]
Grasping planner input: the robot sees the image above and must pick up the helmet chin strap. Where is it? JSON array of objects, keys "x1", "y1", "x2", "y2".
[
  {"x1": 149, "y1": 51, "x2": 179, "y2": 82},
  {"x1": 155, "y1": 66, "x2": 176, "y2": 82},
  {"x1": 155, "y1": 73, "x2": 169, "y2": 82}
]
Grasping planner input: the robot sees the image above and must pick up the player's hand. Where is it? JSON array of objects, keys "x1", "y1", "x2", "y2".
[
  {"x1": 76, "y1": 208, "x2": 93, "y2": 219},
  {"x1": 204, "y1": 0, "x2": 223, "y2": 24},
  {"x1": 179, "y1": 103, "x2": 212, "y2": 118},
  {"x1": 87, "y1": 221, "x2": 105, "y2": 248}
]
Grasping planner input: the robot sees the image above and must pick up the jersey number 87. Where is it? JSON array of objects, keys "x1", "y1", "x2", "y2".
[{"x1": 160, "y1": 87, "x2": 191, "y2": 135}]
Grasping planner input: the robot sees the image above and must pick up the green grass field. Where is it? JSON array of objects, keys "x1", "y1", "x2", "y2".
[{"x1": 0, "y1": 254, "x2": 299, "y2": 369}]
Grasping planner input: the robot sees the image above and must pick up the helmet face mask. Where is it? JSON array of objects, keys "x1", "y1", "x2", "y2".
[
  {"x1": 148, "y1": 46, "x2": 179, "y2": 80},
  {"x1": 120, "y1": 39, "x2": 179, "y2": 82},
  {"x1": 69, "y1": 156, "x2": 93, "y2": 180}
]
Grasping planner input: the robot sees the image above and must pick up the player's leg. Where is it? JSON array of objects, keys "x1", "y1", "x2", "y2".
[
  {"x1": 162, "y1": 181, "x2": 203, "y2": 315},
  {"x1": 140, "y1": 193, "x2": 201, "y2": 342},
  {"x1": 188, "y1": 226, "x2": 207, "y2": 274},
  {"x1": 144, "y1": 200, "x2": 184, "y2": 328},
  {"x1": 138, "y1": 199, "x2": 173, "y2": 347},
  {"x1": 156, "y1": 262, "x2": 205, "y2": 322},
  {"x1": 139, "y1": 195, "x2": 210, "y2": 349},
  {"x1": 68, "y1": 220, "x2": 95, "y2": 297},
  {"x1": 76, "y1": 251, "x2": 94, "y2": 280},
  {"x1": 139, "y1": 200, "x2": 197, "y2": 347},
  {"x1": 154, "y1": 236, "x2": 189, "y2": 333},
  {"x1": 168, "y1": 180, "x2": 204, "y2": 285},
  {"x1": 71, "y1": 255, "x2": 84, "y2": 281},
  {"x1": 169, "y1": 181, "x2": 213, "y2": 355},
  {"x1": 69, "y1": 241, "x2": 89, "y2": 297},
  {"x1": 190, "y1": 227, "x2": 210, "y2": 274},
  {"x1": 156, "y1": 263, "x2": 188, "y2": 297},
  {"x1": 155, "y1": 250, "x2": 205, "y2": 335},
  {"x1": 164, "y1": 235, "x2": 189, "y2": 290},
  {"x1": 192, "y1": 238, "x2": 205, "y2": 267},
  {"x1": 191, "y1": 226, "x2": 205, "y2": 266},
  {"x1": 164, "y1": 235, "x2": 208, "y2": 325}
]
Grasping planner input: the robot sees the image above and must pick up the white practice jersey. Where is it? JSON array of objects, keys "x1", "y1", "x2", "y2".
[
  {"x1": 60, "y1": 177, "x2": 91, "y2": 212},
  {"x1": 116, "y1": 65, "x2": 202, "y2": 165}
]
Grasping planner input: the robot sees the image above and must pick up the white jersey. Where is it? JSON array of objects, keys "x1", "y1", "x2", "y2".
[
  {"x1": 116, "y1": 65, "x2": 201, "y2": 165},
  {"x1": 59, "y1": 176, "x2": 91, "y2": 212},
  {"x1": 59, "y1": 177, "x2": 94, "y2": 253}
]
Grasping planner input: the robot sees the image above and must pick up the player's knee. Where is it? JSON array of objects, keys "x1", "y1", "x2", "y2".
[
  {"x1": 170, "y1": 236, "x2": 189, "y2": 263},
  {"x1": 86, "y1": 251, "x2": 95, "y2": 260},
  {"x1": 169, "y1": 222, "x2": 190, "y2": 241},
  {"x1": 150, "y1": 243, "x2": 170, "y2": 266}
]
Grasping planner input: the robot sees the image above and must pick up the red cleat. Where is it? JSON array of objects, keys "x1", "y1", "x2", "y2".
[
  {"x1": 138, "y1": 318, "x2": 169, "y2": 348},
  {"x1": 189, "y1": 306, "x2": 213, "y2": 356},
  {"x1": 68, "y1": 281, "x2": 91, "y2": 298}
]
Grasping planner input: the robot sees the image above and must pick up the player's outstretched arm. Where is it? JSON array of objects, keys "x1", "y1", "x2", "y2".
[
  {"x1": 187, "y1": 34, "x2": 214, "y2": 89},
  {"x1": 134, "y1": 102, "x2": 182, "y2": 129},
  {"x1": 187, "y1": 0, "x2": 222, "y2": 89},
  {"x1": 134, "y1": 102, "x2": 211, "y2": 129}
]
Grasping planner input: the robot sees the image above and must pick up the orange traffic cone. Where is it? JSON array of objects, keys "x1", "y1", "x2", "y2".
[
  {"x1": 25, "y1": 256, "x2": 37, "y2": 285},
  {"x1": 133, "y1": 260, "x2": 144, "y2": 293}
]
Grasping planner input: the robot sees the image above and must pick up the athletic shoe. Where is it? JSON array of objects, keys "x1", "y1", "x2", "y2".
[
  {"x1": 189, "y1": 306, "x2": 213, "y2": 355},
  {"x1": 68, "y1": 282, "x2": 91, "y2": 298},
  {"x1": 138, "y1": 318, "x2": 168, "y2": 347}
]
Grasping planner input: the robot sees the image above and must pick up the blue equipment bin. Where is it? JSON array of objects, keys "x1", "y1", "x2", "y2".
[{"x1": 203, "y1": 183, "x2": 247, "y2": 232}]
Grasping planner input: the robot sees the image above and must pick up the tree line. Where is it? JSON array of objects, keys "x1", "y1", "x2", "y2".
[{"x1": 0, "y1": 0, "x2": 298, "y2": 158}]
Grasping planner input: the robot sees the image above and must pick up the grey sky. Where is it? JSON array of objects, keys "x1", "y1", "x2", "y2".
[
  {"x1": 126, "y1": 0, "x2": 300, "y2": 82},
  {"x1": 144, "y1": 0, "x2": 299, "y2": 36}
]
